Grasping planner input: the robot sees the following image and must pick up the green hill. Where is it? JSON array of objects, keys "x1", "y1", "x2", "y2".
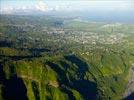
[{"x1": 0, "y1": 15, "x2": 134, "y2": 100}]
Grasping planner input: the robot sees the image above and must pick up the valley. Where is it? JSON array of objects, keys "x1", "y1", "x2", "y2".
[{"x1": 0, "y1": 15, "x2": 134, "y2": 100}]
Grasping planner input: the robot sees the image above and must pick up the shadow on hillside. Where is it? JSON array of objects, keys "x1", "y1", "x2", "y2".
[
  {"x1": 22, "y1": 48, "x2": 50, "y2": 57},
  {"x1": 59, "y1": 61, "x2": 70, "y2": 71},
  {"x1": 64, "y1": 55, "x2": 97, "y2": 99},
  {"x1": 72, "y1": 80, "x2": 97, "y2": 100},
  {"x1": 0, "y1": 48, "x2": 50, "y2": 61},
  {"x1": 0, "y1": 64, "x2": 28, "y2": 100},
  {"x1": 46, "y1": 61, "x2": 76, "y2": 100},
  {"x1": 0, "y1": 55, "x2": 41, "y2": 61},
  {"x1": 124, "y1": 92, "x2": 134, "y2": 100},
  {"x1": 0, "y1": 64, "x2": 6, "y2": 84},
  {"x1": 60, "y1": 86, "x2": 76, "y2": 100},
  {"x1": 64, "y1": 54, "x2": 89, "y2": 79},
  {"x1": 28, "y1": 48, "x2": 50, "y2": 52},
  {"x1": 46, "y1": 61, "x2": 69, "y2": 85},
  {"x1": 2, "y1": 75, "x2": 28, "y2": 100},
  {"x1": 0, "y1": 40, "x2": 13, "y2": 47},
  {"x1": 32, "y1": 81, "x2": 40, "y2": 100},
  {"x1": 46, "y1": 55, "x2": 98, "y2": 100}
]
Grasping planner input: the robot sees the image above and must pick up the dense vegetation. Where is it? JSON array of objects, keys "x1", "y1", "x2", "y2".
[{"x1": 0, "y1": 15, "x2": 134, "y2": 100}]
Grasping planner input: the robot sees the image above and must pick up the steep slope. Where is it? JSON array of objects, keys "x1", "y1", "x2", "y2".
[
  {"x1": 124, "y1": 65, "x2": 134, "y2": 98},
  {"x1": 0, "y1": 15, "x2": 134, "y2": 100},
  {"x1": 0, "y1": 50, "x2": 133, "y2": 100}
]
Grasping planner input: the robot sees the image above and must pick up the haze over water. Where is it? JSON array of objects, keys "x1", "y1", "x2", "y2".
[{"x1": 1, "y1": 0, "x2": 134, "y2": 23}]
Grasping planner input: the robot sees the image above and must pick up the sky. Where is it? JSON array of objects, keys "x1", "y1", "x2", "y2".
[{"x1": 0, "y1": 0, "x2": 134, "y2": 14}]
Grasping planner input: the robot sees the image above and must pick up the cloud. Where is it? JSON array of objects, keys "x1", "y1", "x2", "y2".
[
  {"x1": 1, "y1": 6, "x2": 14, "y2": 14},
  {"x1": 1, "y1": 0, "x2": 133, "y2": 14},
  {"x1": 0, "y1": 0, "x2": 50, "y2": 14},
  {"x1": 35, "y1": 1, "x2": 49, "y2": 12}
]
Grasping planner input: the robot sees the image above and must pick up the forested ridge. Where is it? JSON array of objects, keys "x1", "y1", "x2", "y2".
[{"x1": 0, "y1": 15, "x2": 134, "y2": 100}]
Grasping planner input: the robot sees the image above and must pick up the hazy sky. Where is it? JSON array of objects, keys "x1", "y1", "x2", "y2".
[{"x1": 1, "y1": 0, "x2": 134, "y2": 13}]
